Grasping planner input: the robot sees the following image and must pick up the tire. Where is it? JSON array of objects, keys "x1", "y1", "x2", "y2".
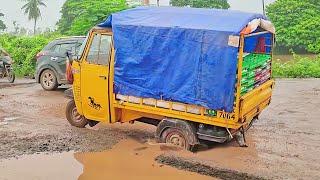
[
  {"x1": 66, "y1": 100, "x2": 88, "y2": 128},
  {"x1": 160, "y1": 127, "x2": 191, "y2": 150},
  {"x1": 7, "y1": 71, "x2": 15, "y2": 83},
  {"x1": 40, "y1": 69, "x2": 58, "y2": 91}
]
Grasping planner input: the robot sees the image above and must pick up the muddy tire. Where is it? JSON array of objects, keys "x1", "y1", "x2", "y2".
[
  {"x1": 66, "y1": 100, "x2": 88, "y2": 128},
  {"x1": 160, "y1": 128, "x2": 191, "y2": 150},
  {"x1": 7, "y1": 71, "x2": 15, "y2": 83},
  {"x1": 40, "y1": 69, "x2": 58, "y2": 91}
]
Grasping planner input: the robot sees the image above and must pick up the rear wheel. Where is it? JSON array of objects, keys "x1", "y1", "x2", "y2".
[
  {"x1": 161, "y1": 128, "x2": 191, "y2": 150},
  {"x1": 40, "y1": 69, "x2": 58, "y2": 91},
  {"x1": 66, "y1": 100, "x2": 88, "y2": 128}
]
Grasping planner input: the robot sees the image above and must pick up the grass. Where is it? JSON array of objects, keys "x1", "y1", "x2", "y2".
[{"x1": 272, "y1": 54, "x2": 320, "y2": 78}]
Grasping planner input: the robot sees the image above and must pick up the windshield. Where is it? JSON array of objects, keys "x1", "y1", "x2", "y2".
[{"x1": 78, "y1": 33, "x2": 89, "y2": 58}]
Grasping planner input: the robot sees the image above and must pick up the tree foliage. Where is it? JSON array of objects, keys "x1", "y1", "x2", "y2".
[
  {"x1": 170, "y1": 0, "x2": 230, "y2": 9},
  {"x1": 0, "y1": 12, "x2": 6, "y2": 31},
  {"x1": 266, "y1": 0, "x2": 320, "y2": 53},
  {"x1": 21, "y1": 0, "x2": 47, "y2": 34},
  {"x1": 57, "y1": 0, "x2": 127, "y2": 36}
]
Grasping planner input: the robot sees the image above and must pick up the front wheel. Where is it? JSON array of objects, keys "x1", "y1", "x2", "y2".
[
  {"x1": 66, "y1": 100, "x2": 88, "y2": 128},
  {"x1": 7, "y1": 70, "x2": 15, "y2": 83}
]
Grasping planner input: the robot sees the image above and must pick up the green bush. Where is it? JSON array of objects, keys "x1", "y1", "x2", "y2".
[
  {"x1": 273, "y1": 54, "x2": 320, "y2": 78},
  {"x1": 0, "y1": 33, "x2": 59, "y2": 77}
]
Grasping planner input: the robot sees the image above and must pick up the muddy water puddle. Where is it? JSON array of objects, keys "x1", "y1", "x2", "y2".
[
  {"x1": 0, "y1": 139, "x2": 213, "y2": 180},
  {"x1": 0, "y1": 152, "x2": 82, "y2": 180}
]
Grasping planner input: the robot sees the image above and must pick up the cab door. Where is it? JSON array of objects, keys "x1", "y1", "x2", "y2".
[{"x1": 81, "y1": 33, "x2": 112, "y2": 122}]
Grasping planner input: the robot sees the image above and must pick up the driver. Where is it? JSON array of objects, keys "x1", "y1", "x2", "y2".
[
  {"x1": 0, "y1": 47, "x2": 13, "y2": 68},
  {"x1": 0, "y1": 47, "x2": 4, "y2": 69}
]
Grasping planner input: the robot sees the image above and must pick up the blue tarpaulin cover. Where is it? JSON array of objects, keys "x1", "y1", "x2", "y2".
[{"x1": 99, "y1": 6, "x2": 266, "y2": 112}]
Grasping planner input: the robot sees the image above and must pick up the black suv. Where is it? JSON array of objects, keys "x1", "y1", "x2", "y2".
[{"x1": 35, "y1": 36, "x2": 85, "y2": 90}]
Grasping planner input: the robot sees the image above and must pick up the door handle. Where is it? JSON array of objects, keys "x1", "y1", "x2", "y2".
[
  {"x1": 51, "y1": 57, "x2": 58, "y2": 61},
  {"x1": 99, "y1": 75, "x2": 107, "y2": 80}
]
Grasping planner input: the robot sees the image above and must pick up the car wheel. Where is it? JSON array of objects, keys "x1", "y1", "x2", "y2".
[
  {"x1": 40, "y1": 69, "x2": 58, "y2": 91},
  {"x1": 66, "y1": 100, "x2": 88, "y2": 128}
]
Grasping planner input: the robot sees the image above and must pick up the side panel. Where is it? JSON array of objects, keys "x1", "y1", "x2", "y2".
[
  {"x1": 81, "y1": 62, "x2": 109, "y2": 121},
  {"x1": 240, "y1": 79, "x2": 274, "y2": 122},
  {"x1": 80, "y1": 32, "x2": 112, "y2": 122}
]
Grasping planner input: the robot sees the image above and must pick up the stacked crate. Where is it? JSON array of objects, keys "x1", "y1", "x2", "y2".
[{"x1": 241, "y1": 53, "x2": 271, "y2": 95}]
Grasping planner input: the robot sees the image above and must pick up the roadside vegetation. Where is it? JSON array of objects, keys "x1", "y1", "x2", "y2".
[
  {"x1": 0, "y1": 33, "x2": 59, "y2": 77},
  {"x1": 273, "y1": 54, "x2": 320, "y2": 78},
  {"x1": 267, "y1": 0, "x2": 320, "y2": 78}
]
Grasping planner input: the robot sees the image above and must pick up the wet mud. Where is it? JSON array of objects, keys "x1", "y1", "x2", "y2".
[{"x1": 0, "y1": 79, "x2": 320, "y2": 179}]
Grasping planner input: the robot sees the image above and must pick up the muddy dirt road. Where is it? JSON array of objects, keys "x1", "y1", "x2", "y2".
[{"x1": 0, "y1": 79, "x2": 319, "y2": 180}]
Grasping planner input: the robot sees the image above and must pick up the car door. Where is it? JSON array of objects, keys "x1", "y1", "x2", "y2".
[{"x1": 80, "y1": 33, "x2": 112, "y2": 122}]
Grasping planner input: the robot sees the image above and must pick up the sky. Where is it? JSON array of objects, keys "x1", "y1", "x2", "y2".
[{"x1": 0, "y1": 0, "x2": 276, "y2": 32}]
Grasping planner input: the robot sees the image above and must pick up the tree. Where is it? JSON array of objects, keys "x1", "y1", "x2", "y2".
[
  {"x1": 13, "y1": 21, "x2": 20, "y2": 34},
  {"x1": 266, "y1": 0, "x2": 320, "y2": 53},
  {"x1": 57, "y1": 0, "x2": 127, "y2": 36},
  {"x1": 21, "y1": 0, "x2": 46, "y2": 35},
  {"x1": 0, "y1": 12, "x2": 6, "y2": 32},
  {"x1": 170, "y1": 0, "x2": 230, "y2": 9}
]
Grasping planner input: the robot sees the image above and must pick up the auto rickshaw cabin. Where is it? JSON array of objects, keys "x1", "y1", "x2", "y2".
[{"x1": 66, "y1": 7, "x2": 276, "y2": 150}]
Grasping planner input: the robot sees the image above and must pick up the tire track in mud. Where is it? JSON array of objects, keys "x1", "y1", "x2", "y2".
[
  {"x1": 155, "y1": 155, "x2": 267, "y2": 180},
  {"x1": 0, "y1": 82, "x2": 36, "y2": 89}
]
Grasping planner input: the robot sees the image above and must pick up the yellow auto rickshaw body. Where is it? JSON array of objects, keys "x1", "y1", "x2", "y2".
[{"x1": 71, "y1": 27, "x2": 274, "y2": 136}]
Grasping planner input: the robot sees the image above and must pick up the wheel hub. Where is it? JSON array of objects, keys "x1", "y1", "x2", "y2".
[
  {"x1": 167, "y1": 133, "x2": 186, "y2": 148},
  {"x1": 43, "y1": 72, "x2": 54, "y2": 87},
  {"x1": 71, "y1": 107, "x2": 83, "y2": 122}
]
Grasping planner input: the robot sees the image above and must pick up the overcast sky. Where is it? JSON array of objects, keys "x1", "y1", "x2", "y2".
[{"x1": 0, "y1": 0, "x2": 276, "y2": 32}]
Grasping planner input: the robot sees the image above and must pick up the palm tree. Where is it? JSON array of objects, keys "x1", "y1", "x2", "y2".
[
  {"x1": 262, "y1": 0, "x2": 266, "y2": 15},
  {"x1": 0, "y1": 12, "x2": 6, "y2": 32},
  {"x1": 21, "y1": 0, "x2": 46, "y2": 35}
]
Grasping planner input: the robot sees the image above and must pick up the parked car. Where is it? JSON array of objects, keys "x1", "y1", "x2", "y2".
[{"x1": 35, "y1": 36, "x2": 85, "y2": 90}]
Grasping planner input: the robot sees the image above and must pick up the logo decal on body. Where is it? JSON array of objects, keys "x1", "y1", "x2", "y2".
[{"x1": 88, "y1": 97, "x2": 102, "y2": 110}]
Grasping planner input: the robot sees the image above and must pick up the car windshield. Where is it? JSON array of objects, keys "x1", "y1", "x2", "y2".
[{"x1": 78, "y1": 33, "x2": 89, "y2": 58}]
